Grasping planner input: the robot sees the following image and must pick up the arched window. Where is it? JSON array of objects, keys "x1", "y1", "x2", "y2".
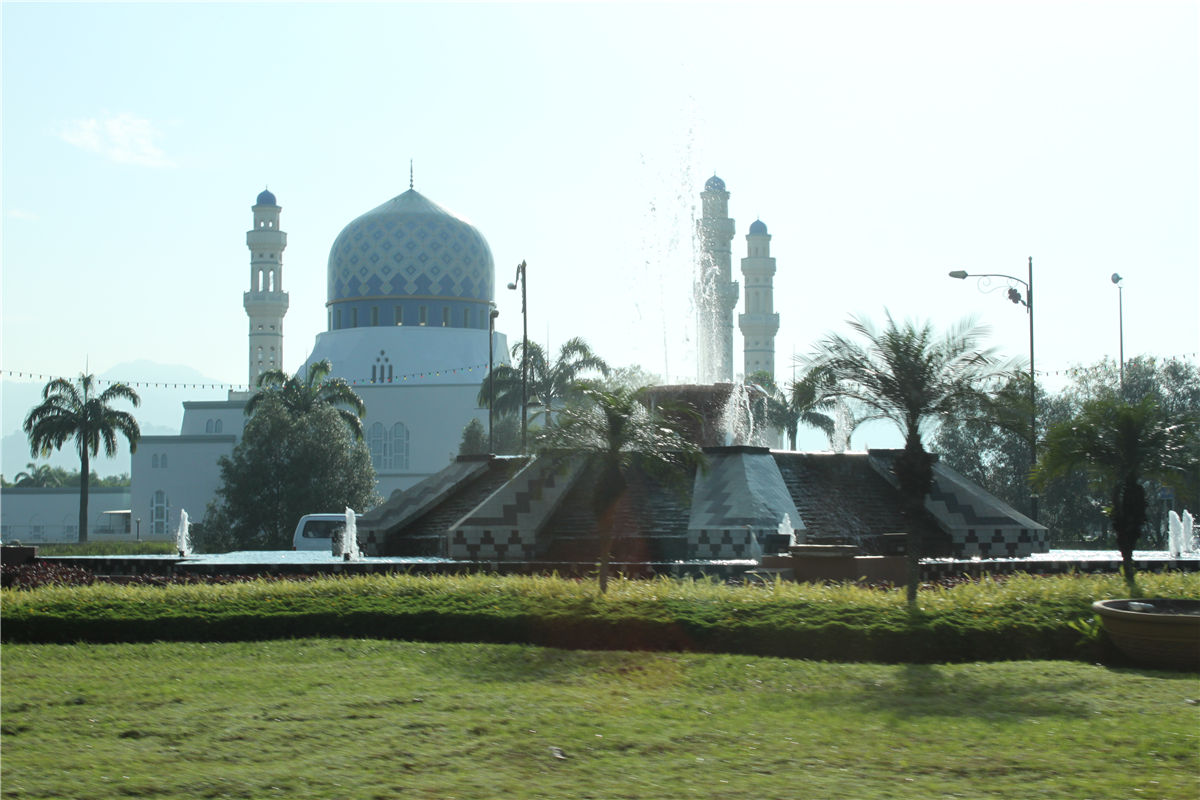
[
  {"x1": 152, "y1": 490, "x2": 169, "y2": 535},
  {"x1": 205, "y1": 419, "x2": 214, "y2": 434},
  {"x1": 161, "y1": 453, "x2": 168, "y2": 468},
  {"x1": 152, "y1": 454, "x2": 159, "y2": 468},
  {"x1": 392, "y1": 422, "x2": 410, "y2": 470},
  {"x1": 367, "y1": 421, "x2": 409, "y2": 470},
  {"x1": 214, "y1": 419, "x2": 223, "y2": 433},
  {"x1": 368, "y1": 422, "x2": 388, "y2": 469}
]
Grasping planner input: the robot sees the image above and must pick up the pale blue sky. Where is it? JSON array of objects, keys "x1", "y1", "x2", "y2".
[{"x1": 3, "y1": 1, "x2": 1198, "y2": 452}]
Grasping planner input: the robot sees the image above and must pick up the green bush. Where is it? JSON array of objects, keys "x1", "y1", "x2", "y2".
[
  {"x1": 3, "y1": 571, "x2": 1197, "y2": 663},
  {"x1": 31, "y1": 541, "x2": 178, "y2": 556}
]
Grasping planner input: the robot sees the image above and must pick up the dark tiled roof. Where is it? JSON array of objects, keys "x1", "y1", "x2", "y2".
[{"x1": 773, "y1": 452, "x2": 946, "y2": 551}]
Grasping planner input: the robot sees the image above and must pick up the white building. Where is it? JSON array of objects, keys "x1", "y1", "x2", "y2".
[
  {"x1": 0, "y1": 486, "x2": 132, "y2": 544},
  {"x1": 129, "y1": 186, "x2": 508, "y2": 538}
]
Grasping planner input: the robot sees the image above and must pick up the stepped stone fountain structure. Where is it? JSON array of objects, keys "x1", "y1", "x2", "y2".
[{"x1": 357, "y1": 174, "x2": 1048, "y2": 570}]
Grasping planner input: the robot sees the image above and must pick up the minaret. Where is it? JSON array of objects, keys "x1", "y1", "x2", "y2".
[
  {"x1": 244, "y1": 189, "x2": 289, "y2": 387},
  {"x1": 695, "y1": 175, "x2": 738, "y2": 383},
  {"x1": 739, "y1": 219, "x2": 780, "y2": 380}
]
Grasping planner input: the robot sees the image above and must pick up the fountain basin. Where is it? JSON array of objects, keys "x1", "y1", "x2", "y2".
[{"x1": 1092, "y1": 598, "x2": 1200, "y2": 671}]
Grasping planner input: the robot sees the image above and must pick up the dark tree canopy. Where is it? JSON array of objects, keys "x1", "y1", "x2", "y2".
[
  {"x1": 934, "y1": 356, "x2": 1200, "y2": 548},
  {"x1": 247, "y1": 359, "x2": 367, "y2": 441},
  {"x1": 458, "y1": 414, "x2": 522, "y2": 456},
  {"x1": 1033, "y1": 394, "x2": 1199, "y2": 583},
  {"x1": 200, "y1": 400, "x2": 378, "y2": 551}
]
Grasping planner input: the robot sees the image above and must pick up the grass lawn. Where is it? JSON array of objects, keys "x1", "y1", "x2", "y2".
[{"x1": 2, "y1": 640, "x2": 1197, "y2": 799}]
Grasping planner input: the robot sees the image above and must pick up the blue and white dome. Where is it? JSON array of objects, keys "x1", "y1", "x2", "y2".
[
  {"x1": 748, "y1": 219, "x2": 768, "y2": 235},
  {"x1": 255, "y1": 188, "x2": 277, "y2": 206},
  {"x1": 704, "y1": 174, "x2": 726, "y2": 192},
  {"x1": 326, "y1": 189, "x2": 495, "y2": 331}
]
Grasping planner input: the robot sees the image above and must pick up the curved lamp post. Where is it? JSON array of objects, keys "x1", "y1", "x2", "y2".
[
  {"x1": 488, "y1": 306, "x2": 500, "y2": 453},
  {"x1": 949, "y1": 256, "x2": 1037, "y2": 521},
  {"x1": 507, "y1": 260, "x2": 529, "y2": 453},
  {"x1": 1111, "y1": 273, "x2": 1124, "y2": 392}
]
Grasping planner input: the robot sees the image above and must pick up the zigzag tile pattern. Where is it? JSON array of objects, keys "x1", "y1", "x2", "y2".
[{"x1": 449, "y1": 455, "x2": 586, "y2": 560}]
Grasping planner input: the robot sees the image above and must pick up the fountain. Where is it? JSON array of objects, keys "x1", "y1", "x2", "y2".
[
  {"x1": 778, "y1": 514, "x2": 797, "y2": 548},
  {"x1": 1168, "y1": 510, "x2": 1197, "y2": 558},
  {"x1": 175, "y1": 509, "x2": 192, "y2": 557},
  {"x1": 717, "y1": 381, "x2": 761, "y2": 446},
  {"x1": 334, "y1": 506, "x2": 361, "y2": 561}
]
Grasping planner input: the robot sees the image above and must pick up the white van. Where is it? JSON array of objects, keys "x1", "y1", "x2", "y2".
[{"x1": 291, "y1": 513, "x2": 361, "y2": 551}]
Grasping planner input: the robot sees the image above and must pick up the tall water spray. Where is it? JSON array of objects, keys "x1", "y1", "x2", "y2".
[
  {"x1": 1168, "y1": 509, "x2": 1198, "y2": 558},
  {"x1": 175, "y1": 509, "x2": 192, "y2": 557},
  {"x1": 337, "y1": 506, "x2": 361, "y2": 561},
  {"x1": 777, "y1": 513, "x2": 797, "y2": 548}
]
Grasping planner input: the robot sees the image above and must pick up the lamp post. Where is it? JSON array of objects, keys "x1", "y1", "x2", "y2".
[
  {"x1": 488, "y1": 306, "x2": 500, "y2": 453},
  {"x1": 507, "y1": 260, "x2": 528, "y2": 453},
  {"x1": 949, "y1": 256, "x2": 1037, "y2": 521},
  {"x1": 1111, "y1": 273, "x2": 1124, "y2": 392}
]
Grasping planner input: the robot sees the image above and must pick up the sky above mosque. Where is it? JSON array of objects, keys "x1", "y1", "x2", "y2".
[{"x1": 3, "y1": 2, "x2": 1197, "y2": 446}]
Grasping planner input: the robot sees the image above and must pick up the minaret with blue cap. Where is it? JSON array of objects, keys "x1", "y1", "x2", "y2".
[
  {"x1": 244, "y1": 188, "x2": 289, "y2": 387},
  {"x1": 739, "y1": 219, "x2": 780, "y2": 380}
]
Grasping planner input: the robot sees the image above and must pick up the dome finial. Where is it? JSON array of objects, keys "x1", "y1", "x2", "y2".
[{"x1": 409, "y1": 160, "x2": 414, "y2": 191}]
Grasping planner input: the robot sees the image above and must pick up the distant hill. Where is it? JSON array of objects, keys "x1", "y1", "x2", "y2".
[{"x1": 2, "y1": 361, "x2": 229, "y2": 480}]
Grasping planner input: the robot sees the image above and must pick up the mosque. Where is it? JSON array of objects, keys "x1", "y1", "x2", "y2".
[
  {"x1": 129, "y1": 184, "x2": 509, "y2": 537},
  {"x1": 125, "y1": 174, "x2": 792, "y2": 538}
]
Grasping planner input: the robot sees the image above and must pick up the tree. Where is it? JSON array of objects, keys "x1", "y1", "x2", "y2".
[
  {"x1": 479, "y1": 337, "x2": 610, "y2": 429},
  {"x1": 201, "y1": 399, "x2": 379, "y2": 551},
  {"x1": 747, "y1": 370, "x2": 835, "y2": 451},
  {"x1": 247, "y1": 359, "x2": 367, "y2": 441},
  {"x1": 458, "y1": 413, "x2": 523, "y2": 456},
  {"x1": 22, "y1": 374, "x2": 140, "y2": 543},
  {"x1": 13, "y1": 462, "x2": 65, "y2": 487},
  {"x1": 801, "y1": 313, "x2": 1014, "y2": 603},
  {"x1": 538, "y1": 383, "x2": 704, "y2": 593},
  {"x1": 1033, "y1": 395, "x2": 1198, "y2": 586},
  {"x1": 934, "y1": 356, "x2": 1200, "y2": 547}
]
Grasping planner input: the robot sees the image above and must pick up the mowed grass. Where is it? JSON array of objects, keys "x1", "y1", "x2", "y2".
[{"x1": 2, "y1": 640, "x2": 1197, "y2": 800}]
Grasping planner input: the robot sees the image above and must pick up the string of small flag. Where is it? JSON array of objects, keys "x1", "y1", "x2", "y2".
[
  {"x1": 1, "y1": 352, "x2": 1193, "y2": 391},
  {"x1": 0, "y1": 361, "x2": 509, "y2": 392}
]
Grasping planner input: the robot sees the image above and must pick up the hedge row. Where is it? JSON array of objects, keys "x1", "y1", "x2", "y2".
[{"x1": 4, "y1": 571, "x2": 1198, "y2": 663}]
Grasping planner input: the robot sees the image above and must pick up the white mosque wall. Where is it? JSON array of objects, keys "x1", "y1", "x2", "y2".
[
  {"x1": 306, "y1": 325, "x2": 510, "y2": 499},
  {"x1": 179, "y1": 399, "x2": 250, "y2": 437},
  {"x1": 131, "y1": 435, "x2": 236, "y2": 539}
]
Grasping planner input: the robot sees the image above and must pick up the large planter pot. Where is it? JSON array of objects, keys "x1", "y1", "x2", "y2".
[{"x1": 1092, "y1": 598, "x2": 1200, "y2": 671}]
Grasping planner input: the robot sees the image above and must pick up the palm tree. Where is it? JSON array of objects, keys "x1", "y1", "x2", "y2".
[
  {"x1": 13, "y1": 462, "x2": 64, "y2": 487},
  {"x1": 247, "y1": 359, "x2": 366, "y2": 440},
  {"x1": 23, "y1": 374, "x2": 140, "y2": 543},
  {"x1": 1033, "y1": 395, "x2": 1198, "y2": 587},
  {"x1": 801, "y1": 312, "x2": 1014, "y2": 603},
  {"x1": 539, "y1": 382, "x2": 704, "y2": 593},
  {"x1": 479, "y1": 337, "x2": 610, "y2": 429},
  {"x1": 748, "y1": 371, "x2": 837, "y2": 451}
]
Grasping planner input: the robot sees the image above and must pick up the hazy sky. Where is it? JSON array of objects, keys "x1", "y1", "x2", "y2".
[{"x1": 3, "y1": 2, "x2": 1198, "y2": 443}]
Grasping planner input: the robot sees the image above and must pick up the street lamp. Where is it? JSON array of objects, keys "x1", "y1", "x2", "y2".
[
  {"x1": 1111, "y1": 273, "x2": 1124, "y2": 392},
  {"x1": 949, "y1": 256, "x2": 1037, "y2": 521},
  {"x1": 488, "y1": 306, "x2": 500, "y2": 453},
  {"x1": 507, "y1": 260, "x2": 528, "y2": 453}
]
